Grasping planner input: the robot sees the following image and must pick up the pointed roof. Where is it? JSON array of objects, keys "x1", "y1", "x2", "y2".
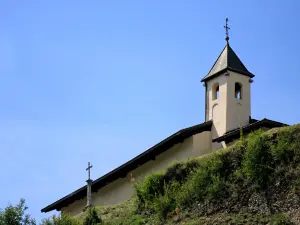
[{"x1": 201, "y1": 43, "x2": 254, "y2": 82}]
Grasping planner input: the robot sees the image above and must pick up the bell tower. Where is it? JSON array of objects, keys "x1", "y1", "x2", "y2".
[{"x1": 202, "y1": 19, "x2": 254, "y2": 141}]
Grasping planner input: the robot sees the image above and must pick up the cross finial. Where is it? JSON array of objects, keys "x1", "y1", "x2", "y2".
[
  {"x1": 86, "y1": 162, "x2": 93, "y2": 180},
  {"x1": 224, "y1": 18, "x2": 230, "y2": 44},
  {"x1": 85, "y1": 162, "x2": 93, "y2": 209}
]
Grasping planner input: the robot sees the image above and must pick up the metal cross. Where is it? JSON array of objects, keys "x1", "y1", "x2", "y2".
[
  {"x1": 86, "y1": 162, "x2": 93, "y2": 180},
  {"x1": 224, "y1": 18, "x2": 230, "y2": 43}
]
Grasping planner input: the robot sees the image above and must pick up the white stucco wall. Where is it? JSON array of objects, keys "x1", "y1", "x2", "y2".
[
  {"x1": 61, "y1": 131, "x2": 212, "y2": 216},
  {"x1": 225, "y1": 71, "x2": 251, "y2": 132},
  {"x1": 206, "y1": 71, "x2": 251, "y2": 140},
  {"x1": 206, "y1": 75, "x2": 228, "y2": 138}
]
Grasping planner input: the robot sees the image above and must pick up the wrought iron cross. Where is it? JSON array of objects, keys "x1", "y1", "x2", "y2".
[
  {"x1": 86, "y1": 162, "x2": 93, "y2": 180},
  {"x1": 224, "y1": 18, "x2": 230, "y2": 43}
]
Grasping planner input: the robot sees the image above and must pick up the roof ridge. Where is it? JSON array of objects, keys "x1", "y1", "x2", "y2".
[
  {"x1": 227, "y1": 44, "x2": 252, "y2": 75},
  {"x1": 201, "y1": 45, "x2": 227, "y2": 82}
]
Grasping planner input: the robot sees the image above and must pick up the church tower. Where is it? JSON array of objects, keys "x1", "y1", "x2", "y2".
[{"x1": 201, "y1": 19, "x2": 254, "y2": 142}]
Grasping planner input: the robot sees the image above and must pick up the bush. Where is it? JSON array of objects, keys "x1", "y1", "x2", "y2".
[
  {"x1": 176, "y1": 156, "x2": 227, "y2": 207},
  {"x1": 121, "y1": 215, "x2": 148, "y2": 225},
  {"x1": 105, "y1": 214, "x2": 148, "y2": 225},
  {"x1": 83, "y1": 207, "x2": 102, "y2": 225},
  {"x1": 164, "y1": 160, "x2": 200, "y2": 184},
  {"x1": 153, "y1": 193, "x2": 174, "y2": 220},
  {"x1": 242, "y1": 130, "x2": 274, "y2": 187},
  {"x1": 41, "y1": 215, "x2": 80, "y2": 225},
  {"x1": 0, "y1": 199, "x2": 36, "y2": 225},
  {"x1": 269, "y1": 214, "x2": 293, "y2": 225},
  {"x1": 269, "y1": 128, "x2": 295, "y2": 163},
  {"x1": 218, "y1": 145, "x2": 244, "y2": 178},
  {"x1": 134, "y1": 160, "x2": 201, "y2": 213},
  {"x1": 242, "y1": 127, "x2": 300, "y2": 188},
  {"x1": 134, "y1": 173, "x2": 164, "y2": 210}
]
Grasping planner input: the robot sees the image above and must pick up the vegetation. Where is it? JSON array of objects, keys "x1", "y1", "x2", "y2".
[
  {"x1": 41, "y1": 215, "x2": 80, "y2": 225},
  {"x1": 3, "y1": 124, "x2": 300, "y2": 224},
  {"x1": 82, "y1": 208, "x2": 102, "y2": 225},
  {"x1": 99, "y1": 124, "x2": 300, "y2": 224},
  {"x1": 0, "y1": 199, "x2": 36, "y2": 225}
]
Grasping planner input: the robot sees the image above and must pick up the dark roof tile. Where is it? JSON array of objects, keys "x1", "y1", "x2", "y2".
[{"x1": 201, "y1": 44, "x2": 254, "y2": 82}]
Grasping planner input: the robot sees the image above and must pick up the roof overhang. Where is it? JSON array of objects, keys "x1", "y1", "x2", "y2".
[{"x1": 201, "y1": 68, "x2": 255, "y2": 83}]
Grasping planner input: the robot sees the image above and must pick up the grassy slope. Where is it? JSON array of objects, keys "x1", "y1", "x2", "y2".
[{"x1": 77, "y1": 125, "x2": 300, "y2": 225}]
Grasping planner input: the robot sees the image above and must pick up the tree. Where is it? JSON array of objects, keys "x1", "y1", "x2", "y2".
[{"x1": 0, "y1": 199, "x2": 35, "y2": 225}]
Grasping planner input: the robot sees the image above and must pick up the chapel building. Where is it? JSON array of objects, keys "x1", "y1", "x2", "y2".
[{"x1": 41, "y1": 24, "x2": 287, "y2": 216}]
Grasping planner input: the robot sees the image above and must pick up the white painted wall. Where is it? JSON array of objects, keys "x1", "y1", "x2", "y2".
[
  {"x1": 226, "y1": 71, "x2": 251, "y2": 132},
  {"x1": 61, "y1": 131, "x2": 212, "y2": 216},
  {"x1": 206, "y1": 71, "x2": 251, "y2": 140},
  {"x1": 206, "y1": 74, "x2": 228, "y2": 137}
]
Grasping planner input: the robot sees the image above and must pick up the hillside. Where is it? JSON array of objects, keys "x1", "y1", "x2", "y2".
[{"x1": 78, "y1": 124, "x2": 300, "y2": 225}]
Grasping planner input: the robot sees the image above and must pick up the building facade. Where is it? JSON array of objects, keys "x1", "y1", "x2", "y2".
[{"x1": 41, "y1": 38, "x2": 286, "y2": 216}]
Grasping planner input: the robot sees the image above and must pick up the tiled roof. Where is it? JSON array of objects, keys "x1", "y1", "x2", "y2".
[{"x1": 201, "y1": 44, "x2": 254, "y2": 82}]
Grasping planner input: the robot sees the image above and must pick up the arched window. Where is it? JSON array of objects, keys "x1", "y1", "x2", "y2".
[
  {"x1": 212, "y1": 83, "x2": 220, "y2": 100},
  {"x1": 235, "y1": 82, "x2": 242, "y2": 100}
]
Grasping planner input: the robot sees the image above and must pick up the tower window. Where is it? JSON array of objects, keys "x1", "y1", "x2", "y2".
[
  {"x1": 212, "y1": 83, "x2": 220, "y2": 100},
  {"x1": 235, "y1": 82, "x2": 242, "y2": 100}
]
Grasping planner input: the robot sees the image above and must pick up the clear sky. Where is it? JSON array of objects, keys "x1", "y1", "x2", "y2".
[{"x1": 1, "y1": 0, "x2": 300, "y2": 222}]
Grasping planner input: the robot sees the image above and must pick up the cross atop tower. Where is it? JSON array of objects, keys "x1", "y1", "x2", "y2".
[
  {"x1": 86, "y1": 162, "x2": 93, "y2": 180},
  {"x1": 85, "y1": 162, "x2": 93, "y2": 209},
  {"x1": 224, "y1": 18, "x2": 230, "y2": 44}
]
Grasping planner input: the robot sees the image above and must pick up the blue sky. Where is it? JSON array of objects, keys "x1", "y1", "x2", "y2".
[{"x1": 1, "y1": 0, "x2": 300, "y2": 222}]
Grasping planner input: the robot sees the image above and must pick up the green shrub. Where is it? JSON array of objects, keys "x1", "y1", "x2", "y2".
[
  {"x1": 218, "y1": 145, "x2": 244, "y2": 177},
  {"x1": 120, "y1": 214, "x2": 148, "y2": 225},
  {"x1": 176, "y1": 167, "x2": 209, "y2": 207},
  {"x1": 41, "y1": 215, "x2": 80, "y2": 225},
  {"x1": 269, "y1": 214, "x2": 292, "y2": 225},
  {"x1": 105, "y1": 214, "x2": 148, "y2": 225},
  {"x1": 175, "y1": 177, "x2": 195, "y2": 208},
  {"x1": 176, "y1": 156, "x2": 227, "y2": 207},
  {"x1": 269, "y1": 129, "x2": 294, "y2": 163},
  {"x1": 83, "y1": 207, "x2": 102, "y2": 225},
  {"x1": 207, "y1": 174, "x2": 225, "y2": 200},
  {"x1": 134, "y1": 160, "x2": 200, "y2": 212},
  {"x1": 164, "y1": 159, "x2": 200, "y2": 184},
  {"x1": 242, "y1": 127, "x2": 300, "y2": 188},
  {"x1": 134, "y1": 173, "x2": 164, "y2": 210},
  {"x1": 153, "y1": 193, "x2": 175, "y2": 220},
  {"x1": 242, "y1": 130, "x2": 274, "y2": 187}
]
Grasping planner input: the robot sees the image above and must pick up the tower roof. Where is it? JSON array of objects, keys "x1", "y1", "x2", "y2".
[{"x1": 201, "y1": 43, "x2": 254, "y2": 82}]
